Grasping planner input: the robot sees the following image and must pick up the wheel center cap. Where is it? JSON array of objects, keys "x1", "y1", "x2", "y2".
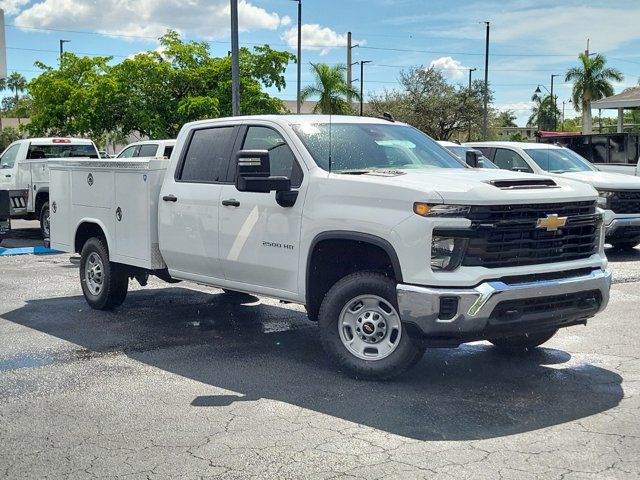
[{"x1": 362, "y1": 322, "x2": 375, "y2": 335}]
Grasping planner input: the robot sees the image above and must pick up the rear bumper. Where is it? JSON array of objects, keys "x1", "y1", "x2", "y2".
[{"x1": 396, "y1": 268, "x2": 611, "y2": 346}]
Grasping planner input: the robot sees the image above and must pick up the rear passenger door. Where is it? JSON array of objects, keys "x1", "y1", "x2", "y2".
[
  {"x1": 493, "y1": 148, "x2": 533, "y2": 173},
  {"x1": 158, "y1": 126, "x2": 238, "y2": 281}
]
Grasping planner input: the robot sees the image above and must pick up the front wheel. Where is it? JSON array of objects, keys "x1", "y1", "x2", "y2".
[
  {"x1": 39, "y1": 202, "x2": 50, "y2": 239},
  {"x1": 80, "y1": 237, "x2": 129, "y2": 310},
  {"x1": 319, "y1": 271, "x2": 424, "y2": 380},
  {"x1": 489, "y1": 329, "x2": 557, "y2": 353}
]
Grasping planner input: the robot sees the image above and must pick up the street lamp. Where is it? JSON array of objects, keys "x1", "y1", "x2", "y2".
[
  {"x1": 291, "y1": 0, "x2": 302, "y2": 114},
  {"x1": 59, "y1": 39, "x2": 70, "y2": 61},
  {"x1": 480, "y1": 21, "x2": 490, "y2": 140},
  {"x1": 359, "y1": 61, "x2": 371, "y2": 116},
  {"x1": 468, "y1": 68, "x2": 477, "y2": 141},
  {"x1": 550, "y1": 74, "x2": 561, "y2": 131},
  {"x1": 562, "y1": 99, "x2": 572, "y2": 131}
]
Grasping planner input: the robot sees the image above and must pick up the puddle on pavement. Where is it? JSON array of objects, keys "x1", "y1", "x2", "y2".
[{"x1": 0, "y1": 354, "x2": 54, "y2": 372}]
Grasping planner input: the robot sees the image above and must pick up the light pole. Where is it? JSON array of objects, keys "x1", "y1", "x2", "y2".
[
  {"x1": 359, "y1": 60, "x2": 371, "y2": 116},
  {"x1": 347, "y1": 34, "x2": 359, "y2": 104},
  {"x1": 534, "y1": 83, "x2": 551, "y2": 131},
  {"x1": 468, "y1": 67, "x2": 477, "y2": 141},
  {"x1": 292, "y1": 0, "x2": 302, "y2": 114},
  {"x1": 550, "y1": 74, "x2": 560, "y2": 131},
  {"x1": 562, "y1": 99, "x2": 572, "y2": 131},
  {"x1": 59, "y1": 39, "x2": 70, "y2": 61},
  {"x1": 230, "y1": 0, "x2": 240, "y2": 116},
  {"x1": 481, "y1": 21, "x2": 490, "y2": 140}
]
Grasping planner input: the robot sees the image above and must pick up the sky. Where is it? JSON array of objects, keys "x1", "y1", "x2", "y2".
[{"x1": 2, "y1": 0, "x2": 640, "y2": 126}]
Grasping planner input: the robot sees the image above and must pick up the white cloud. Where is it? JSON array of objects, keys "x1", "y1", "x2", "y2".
[
  {"x1": 280, "y1": 15, "x2": 292, "y2": 27},
  {"x1": 282, "y1": 24, "x2": 363, "y2": 55},
  {"x1": 14, "y1": 0, "x2": 288, "y2": 40},
  {"x1": 428, "y1": 56, "x2": 468, "y2": 80},
  {"x1": 0, "y1": 0, "x2": 28, "y2": 16}
]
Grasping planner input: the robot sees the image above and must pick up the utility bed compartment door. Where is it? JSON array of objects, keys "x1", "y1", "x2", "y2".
[
  {"x1": 49, "y1": 169, "x2": 71, "y2": 247},
  {"x1": 71, "y1": 170, "x2": 113, "y2": 208},
  {"x1": 114, "y1": 172, "x2": 150, "y2": 262}
]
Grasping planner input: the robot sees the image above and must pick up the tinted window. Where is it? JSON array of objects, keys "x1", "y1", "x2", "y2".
[
  {"x1": 163, "y1": 146, "x2": 174, "y2": 158},
  {"x1": 525, "y1": 148, "x2": 595, "y2": 173},
  {"x1": 27, "y1": 144, "x2": 99, "y2": 159},
  {"x1": 293, "y1": 123, "x2": 464, "y2": 172},
  {"x1": 0, "y1": 144, "x2": 20, "y2": 168},
  {"x1": 117, "y1": 146, "x2": 137, "y2": 158},
  {"x1": 242, "y1": 126, "x2": 302, "y2": 186},
  {"x1": 179, "y1": 127, "x2": 234, "y2": 182},
  {"x1": 493, "y1": 148, "x2": 532, "y2": 172},
  {"x1": 137, "y1": 144, "x2": 159, "y2": 157}
]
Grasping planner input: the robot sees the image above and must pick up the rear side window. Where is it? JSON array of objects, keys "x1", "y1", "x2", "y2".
[
  {"x1": 117, "y1": 146, "x2": 138, "y2": 158},
  {"x1": 493, "y1": 148, "x2": 532, "y2": 172},
  {"x1": 0, "y1": 144, "x2": 21, "y2": 168},
  {"x1": 163, "y1": 146, "x2": 174, "y2": 158},
  {"x1": 27, "y1": 144, "x2": 99, "y2": 159},
  {"x1": 137, "y1": 144, "x2": 158, "y2": 157},
  {"x1": 178, "y1": 127, "x2": 234, "y2": 182},
  {"x1": 242, "y1": 126, "x2": 302, "y2": 187}
]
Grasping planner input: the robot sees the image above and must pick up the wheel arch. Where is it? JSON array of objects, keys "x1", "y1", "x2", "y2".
[{"x1": 74, "y1": 219, "x2": 110, "y2": 254}]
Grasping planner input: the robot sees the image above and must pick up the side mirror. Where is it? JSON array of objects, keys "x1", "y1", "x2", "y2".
[
  {"x1": 1, "y1": 163, "x2": 9, "y2": 169},
  {"x1": 465, "y1": 149, "x2": 483, "y2": 168},
  {"x1": 235, "y1": 150, "x2": 291, "y2": 193}
]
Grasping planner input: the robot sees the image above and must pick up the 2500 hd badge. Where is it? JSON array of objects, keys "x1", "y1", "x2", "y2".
[{"x1": 262, "y1": 241, "x2": 294, "y2": 250}]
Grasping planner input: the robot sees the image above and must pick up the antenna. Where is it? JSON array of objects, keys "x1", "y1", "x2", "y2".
[{"x1": 328, "y1": 108, "x2": 333, "y2": 173}]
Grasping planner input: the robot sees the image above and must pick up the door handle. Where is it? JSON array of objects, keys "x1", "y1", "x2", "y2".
[
  {"x1": 162, "y1": 195, "x2": 177, "y2": 202},
  {"x1": 222, "y1": 198, "x2": 240, "y2": 207},
  {"x1": 4, "y1": 174, "x2": 10, "y2": 178}
]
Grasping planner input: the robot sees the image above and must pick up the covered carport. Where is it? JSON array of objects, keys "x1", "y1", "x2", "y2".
[{"x1": 591, "y1": 86, "x2": 640, "y2": 133}]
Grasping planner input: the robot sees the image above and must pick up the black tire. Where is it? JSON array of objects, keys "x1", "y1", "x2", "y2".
[
  {"x1": 609, "y1": 239, "x2": 639, "y2": 250},
  {"x1": 39, "y1": 202, "x2": 50, "y2": 239},
  {"x1": 318, "y1": 271, "x2": 424, "y2": 380},
  {"x1": 489, "y1": 329, "x2": 557, "y2": 353},
  {"x1": 80, "y1": 237, "x2": 128, "y2": 310}
]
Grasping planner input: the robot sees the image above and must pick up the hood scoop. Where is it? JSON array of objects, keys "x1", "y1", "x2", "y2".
[{"x1": 487, "y1": 178, "x2": 558, "y2": 190}]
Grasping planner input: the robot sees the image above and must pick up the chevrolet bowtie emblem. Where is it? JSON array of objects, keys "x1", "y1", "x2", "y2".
[{"x1": 537, "y1": 213, "x2": 567, "y2": 231}]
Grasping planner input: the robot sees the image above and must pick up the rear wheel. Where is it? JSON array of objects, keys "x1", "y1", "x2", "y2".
[
  {"x1": 489, "y1": 329, "x2": 557, "y2": 353},
  {"x1": 80, "y1": 237, "x2": 128, "y2": 310},
  {"x1": 39, "y1": 202, "x2": 50, "y2": 239},
  {"x1": 609, "y1": 239, "x2": 640, "y2": 250},
  {"x1": 319, "y1": 271, "x2": 424, "y2": 380}
]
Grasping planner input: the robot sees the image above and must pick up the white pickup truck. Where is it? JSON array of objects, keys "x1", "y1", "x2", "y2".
[
  {"x1": 50, "y1": 115, "x2": 611, "y2": 379},
  {"x1": 468, "y1": 141, "x2": 640, "y2": 250},
  {"x1": 0, "y1": 137, "x2": 99, "y2": 237}
]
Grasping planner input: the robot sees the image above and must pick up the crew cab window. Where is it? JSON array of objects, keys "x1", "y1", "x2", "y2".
[
  {"x1": 163, "y1": 146, "x2": 174, "y2": 158},
  {"x1": 0, "y1": 144, "x2": 20, "y2": 168},
  {"x1": 27, "y1": 144, "x2": 99, "y2": 159},
  {"x1": 493, "y1": 148, "x2": 532, "y2": 172},
  {"x1": 137, "y1": 144, "x2": 158, "y2": 157},
  {"x1": 117, "y1": 146, "x2": 138, "y2": 158},
  {"x1": 178, "y1": 127, "x2": 234, "y2": 183},
  {"x1": 242, "y1": 126, "x2": 302, "y2": 186}
]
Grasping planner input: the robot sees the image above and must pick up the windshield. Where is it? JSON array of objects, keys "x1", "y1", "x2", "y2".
[
  {"x1": 444, "y1": 145, "x2": 498, "y2": 169},
  {"x1": 525, "y1": 147, "x2": 595, "y2": 173},
  {"x1": 292, "y1": 123, "x2": 465, "y2": 172}
]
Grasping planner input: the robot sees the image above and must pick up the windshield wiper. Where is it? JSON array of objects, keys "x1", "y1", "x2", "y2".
[{"x1": 334, "y1": 169, "x2": 375, "y2": 175}]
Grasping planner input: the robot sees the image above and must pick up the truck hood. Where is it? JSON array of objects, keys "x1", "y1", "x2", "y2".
[
  {"x1": 551, "y1": 170, "x2": 640, "y2": 190},
  {"x1": 348, "y1": 168, "x2": 597, "y2": 204}
]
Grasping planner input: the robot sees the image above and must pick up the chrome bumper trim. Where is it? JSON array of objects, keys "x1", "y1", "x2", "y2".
[
  {"x1": 605, "y1": 217, "x2": 640, "y2": 237},
  {"x1": 396, "y1": 269, "x2": 611, "y2": 337}
]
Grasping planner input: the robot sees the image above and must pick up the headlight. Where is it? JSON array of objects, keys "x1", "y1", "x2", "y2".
[
  {"x1": 414, "y1": 203, "x2": 471, "y2": 217},
  {"x1": 431, "y1": 236, "x2": 468, "y2": 271},
  {"x1": 596, "y1": 190, "x2": 615, "y2": 209}
]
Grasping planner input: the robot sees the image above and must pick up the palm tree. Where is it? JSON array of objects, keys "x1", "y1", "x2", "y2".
[
  {"x1": 300, "y1": 63, "x2": 360, "y2": 114},
  {"x1": 527, "y1": 94, "x2": 560, "y2": 131},
  {"x1": 7, "y1": 73, "x2": 27, "y2": 124},
  {"x1": 496, "y1": 109, "x2": 518, "y2": 127},
  {"x1": 0, "y1": 77, "x2": 6, "y2": 130},
  {"x1": 565, "y1": 53, "x2": 623, "y2": 134}
]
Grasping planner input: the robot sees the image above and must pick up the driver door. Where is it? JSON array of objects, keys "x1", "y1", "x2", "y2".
[{"x1": 218, "y1": 124, "x2": 307, "y2": 295}]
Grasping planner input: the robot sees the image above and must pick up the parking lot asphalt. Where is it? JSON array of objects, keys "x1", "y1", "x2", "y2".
[{"x1": 0, "y1": 223, "x2": 639, "y2": 479}]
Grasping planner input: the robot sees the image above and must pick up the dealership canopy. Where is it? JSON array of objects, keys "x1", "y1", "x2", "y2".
[{"x1": 591, "y1": 86, "x2": 640, "y2": 133}]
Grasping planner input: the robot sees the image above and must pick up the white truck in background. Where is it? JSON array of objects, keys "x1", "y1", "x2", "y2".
[
  {"x1": 50, "y1": 115, "x2": 611, "y2": 379},
  {"x1": 115, "y1": 140, "x2": 176, "y2": 159},
  {"x1": 0, "y1": 138, "x2": 99, "y2": 237}
]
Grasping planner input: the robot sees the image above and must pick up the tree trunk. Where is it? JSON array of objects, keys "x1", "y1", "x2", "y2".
[{"x1": 582, "y1": 103, "x2": 593, "y2": 134}]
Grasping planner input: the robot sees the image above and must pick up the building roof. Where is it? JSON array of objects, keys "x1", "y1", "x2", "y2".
[{"x1": 591, "y1": 87, "x2": 640, "y2": 109}]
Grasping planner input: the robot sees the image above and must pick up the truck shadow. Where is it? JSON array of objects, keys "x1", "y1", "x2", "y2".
[
  {"x1": 0, "y1": 222, "x2": 43, "y2": 248},
  {"x1": 605, "y1": 245, "x2": 640, "y2": 262},
  {"x1": 2, "y1": 287, "x2": 623, "y2": 441}
]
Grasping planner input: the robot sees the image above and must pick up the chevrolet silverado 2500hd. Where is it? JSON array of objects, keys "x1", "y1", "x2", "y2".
[
  {"x1": 0, "y1": 137, "x2": 99, "y2": 237},
  {"x1": 49, "y1": 115, "x2": 611, "y2": 379}
]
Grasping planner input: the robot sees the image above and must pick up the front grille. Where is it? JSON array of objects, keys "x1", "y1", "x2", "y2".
[
  {"x1": 445, "y1": 201, "x2": 600, "y2": 269},
  {"x1": 609, "y1": 190, "x2": 640, "y2": 214},
  {"x1": 490, "y1": 290, "x2": 602, "y2": 321}
]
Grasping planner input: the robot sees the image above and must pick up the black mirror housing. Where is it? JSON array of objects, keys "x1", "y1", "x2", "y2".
[
  {"x1": 465, "y1": 149, "x2": 483, "y2": 168},
  {"x1": 235, "y1": 149, "x2": 292, "y2": 193}
]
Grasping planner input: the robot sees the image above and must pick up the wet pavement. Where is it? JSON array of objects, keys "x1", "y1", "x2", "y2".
[{"x1": 0, "y1": 228, "x2": 639, "y2": 479}]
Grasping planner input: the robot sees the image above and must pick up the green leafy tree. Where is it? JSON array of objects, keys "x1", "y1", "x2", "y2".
[
  {"x1": 0, "y1": 126, "x2": 20, "y2": 150},
  {"x1": 300, "y1": 63, "x2": 360, "y2": 114},
  {"x1": 368, "y1": 67, "x2": 489, "y2": 140},
  {"x1": 527, "y1": 94, "x2": 561, "y2": 131},
  {"x1": 565, "y1": 53, "x2": 623, "y2": 134},
  {"x1": 496, "y1": 109, "x2": 518, "y2": 127}
]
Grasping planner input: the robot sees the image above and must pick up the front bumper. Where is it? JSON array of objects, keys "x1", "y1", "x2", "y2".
[
  {"x1": 605, "y1": 217, "x2": 640, "y2": 239},
  {"x1": 397, "y1": 268, "x2": 611, "y2": 346}
]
